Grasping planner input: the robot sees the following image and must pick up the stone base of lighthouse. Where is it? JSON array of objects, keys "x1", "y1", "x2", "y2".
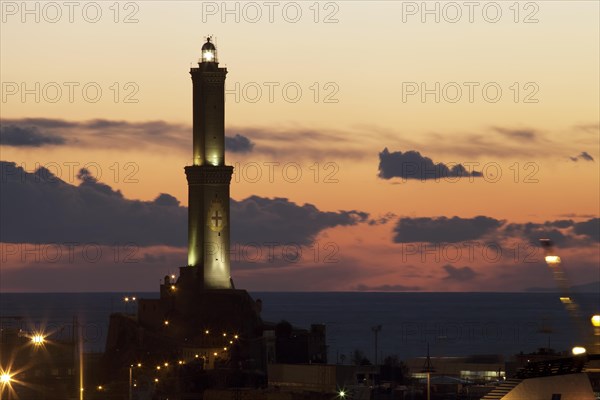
[
  {"x1": 103, "y1": 272, "x2": 266, "y2": 385},
  {"x1": 137, "y1": 275, "x2": 263, "y2": 339}
]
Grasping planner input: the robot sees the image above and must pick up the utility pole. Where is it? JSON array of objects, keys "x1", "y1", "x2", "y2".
[
  {"x1": 371, "y1": 325, "x2": 382, "y2": 365},
  {"x1": 421, "y1": 343, "x2": 435, "y2": 400},
  {"x1": 371, "y1": 325, "x2": 382, "y2": 393}
]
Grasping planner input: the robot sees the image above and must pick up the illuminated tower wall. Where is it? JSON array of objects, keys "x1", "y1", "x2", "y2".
[{"x1": 185, "y1": 38, "x2": 233, "y2": 289}]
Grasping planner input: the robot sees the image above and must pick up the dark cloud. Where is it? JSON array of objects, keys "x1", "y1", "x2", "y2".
[
  {"x1": 391, "y1": 214, "x2": 598, "y2": 248},
  {"x1": 498, "y1": 218, "x2": 600, "y2": 248},
  {"x1": 504, "y1": 221, "x2": 577, "y2": 248},
  {"x1": 154, "y1": 193, "x2": 181, "y2": 207},
  {"x1": 378, "y1": 148, "x2": 482, "y2": 181},
  {"x1": 492, "y1": 127, "x2": 537, "y2": 141},
  {"x1": 442, "y1": 265, "x2": 478, "y2": 281},
  {"x1": 353, "y1": 283, "x2": 421, "y2": 292},
  {"x1": 368, "y1": 212, "x2": 397, "y2": 226},
  {"x1": 225, "y1": 133, "x2": 255, "y2": 153},
  {"x1": 0, "y1": 125, "x2": 65, "y2": 147},
  {"x1": 0, "y1": 161, "x2": 367, "y2": 247},
  {"x1": 1, "y1": 161, "x2": 187, "y2": 247},
  {"x1": 573, "y1": 218, "x2": 600, "y2": 242},
  {"x1": 546, "y1": 219, "x2": 574, "y2": 229},
  {"x1": 393, "y1": 216, "x2": 503, "y2": 243},
  {"x1": 231, "y1": 196, "x2": 368, "y2": 246},
  {"x1": 569, "y1": 151, "x2": 595, "y2": 162}
]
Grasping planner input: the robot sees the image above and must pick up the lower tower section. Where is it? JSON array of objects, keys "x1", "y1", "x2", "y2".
[{"x1": 185, "y1": 164, "x2": 234, "y2": 289}]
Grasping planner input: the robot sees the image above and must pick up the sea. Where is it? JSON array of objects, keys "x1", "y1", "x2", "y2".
[{"x1": 1, "y1": 292, "x2": 598, "y2": 361}]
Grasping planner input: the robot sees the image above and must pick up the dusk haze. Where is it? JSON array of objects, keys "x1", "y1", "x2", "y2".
[{"x1": 0, "y1": 1, "x2": 599, "y2": 399}]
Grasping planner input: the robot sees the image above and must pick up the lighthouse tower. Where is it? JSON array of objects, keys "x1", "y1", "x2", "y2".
[
  {"x1": 105, "y1": 41, "x2": 327, "y2": 382},
  {"x1": 185, "y1": 37, "x2": 233, "y2": 289}
]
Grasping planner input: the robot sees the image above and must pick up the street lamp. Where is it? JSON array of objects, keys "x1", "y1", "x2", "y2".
[
  {"x1": 1, "y1": 372, "x2": 13, "y2": 400},
  {"x1": 31, "y1": 334, "x2": 45, "y2": 346},
  {"x1": 129, "y1": 363, "x2": 141, "y2": 400},
  {"x1": 592, "y1": 315, "x2": 600, "y2": 354},
  {"x1": 544, "y1": 255, "x2": 561, "y2": 265},
  {"x1": 123, "y1": 296, "x2": 137, "y2": 314}
]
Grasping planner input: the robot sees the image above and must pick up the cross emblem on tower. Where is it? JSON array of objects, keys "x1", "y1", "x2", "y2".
[
  {"x1": 211, "y1": 210, "x2": 223, "y2": 227},
  {"x1": 207, "y1": 199, "x2": 226, "y2": 232}
]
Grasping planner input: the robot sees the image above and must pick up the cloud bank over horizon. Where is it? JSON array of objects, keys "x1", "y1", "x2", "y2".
[
  {"x1": 0, "y1": 161, "x2": 368, "y2": 247},
  {"x1": 392, "y1": 215, "x2": 599, "y2": 247}
]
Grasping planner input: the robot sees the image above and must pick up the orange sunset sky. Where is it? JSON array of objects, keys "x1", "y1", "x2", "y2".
[{"x1": 1, "y1": 1, "x2": 598, "y2": 292}]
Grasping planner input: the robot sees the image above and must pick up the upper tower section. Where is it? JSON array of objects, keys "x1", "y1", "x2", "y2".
[{"x1": 190, "y1": 36, "x2": 228, "y2": 166}]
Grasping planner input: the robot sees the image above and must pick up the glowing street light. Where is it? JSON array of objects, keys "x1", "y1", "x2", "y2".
[
  {"x1": 129, "y1": 363, "x2": 142, "y2": 400},
  {"x1": 338, "y1": 390, "x2": 346, "y2": 398},
  {"x1": 544, "y1": 255, "x2": 561, "y2": 265},
  {"x1": 31, "y1": 334, "x2": 45, "y2": 345},
  {"x1": 0, "y1": 373, "x2": 11, "y2": 383},
  {"x1": 592, "y1": 315, "x2": 600, "y2": 355},
  {"x1": 123, "y1": 296, "x2": 137, "y2": 314},
  {"x1": 572, "y1": 346, "x2": 586, "y2": 355}
]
